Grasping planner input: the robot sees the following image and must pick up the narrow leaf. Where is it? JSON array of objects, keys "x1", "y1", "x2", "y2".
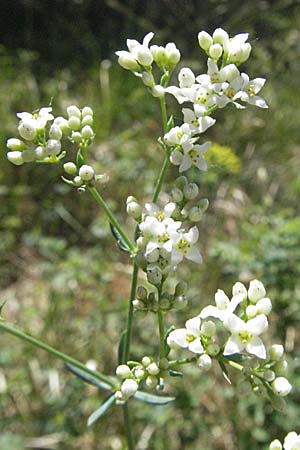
[
  {"x1": 118, "y1": 330, "x2": 127, "y2": 364},
  {"x1": 110, "y1": 223, "x2": 130, "y2": 253},
  {"x1": 134, "y1": 391, "x2": 175, "y2": 405},
  {"x1": 167, "y1": 115, "x2": 174, "y2": 131},
  {"x1": 164, "y1": 325, "x2": 175, "y2": 356},
  {"x1": 218, "y1": 361, "x2": 232, "y2": 385},
  {"x1": 87, "y1": 393, "x2": 116, "y2": 426},
  {"x1": 0, "y1": 301, "x2": 6, "y2": 316},
  {"x1": 65, "y1": 363, "x2": 112, "y2": 391},
  {"x1": 76, "y1": 150, "x2": 85, "y2": 167},
  {"x1": 169, "y1": 369, "x2": 183, "y2": 377}
]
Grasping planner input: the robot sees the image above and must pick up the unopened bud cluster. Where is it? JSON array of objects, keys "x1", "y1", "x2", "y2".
[
  {"x1": 115, "y1": 356, "x2": 167, "y2": 403},
  {"x1": 132, "y1": 281, "x2": 188, "y2": 316},
  {"x1": 63, "y1": 162, "x2": 96, "y2": 190}
]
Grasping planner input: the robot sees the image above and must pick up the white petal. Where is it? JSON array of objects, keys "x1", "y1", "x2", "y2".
[
  {"x1": 167, "y1": 329, "x2": 188, "y2": 348},
  {"x1": 251, "y1": 77, "x2": 266, "y2": 93},
  {"x1": 164, "y1": 202, "x2": 176, "y2": 217},
  {"x1": 198, "y1": 116, "x2": 216, "y2": 133},
  {"x1": 142, "y1": 32, "x2": 154, "y2": 47},
  {"x1": 249, "y1": 95, "x2": 268, "y2": 108},
  {"x1": 246, "y1": 314, "x2": 268, "y2": 335},
  {"x1": 179, "y1": 155, "x2": 192, "y2": 172},
  {"x1": 194, "y1": 155, "x2": 207, "y2": 171},
  {"x1": 165, "y1": 86, "x2": 189, "y2": 104},
  {"x1": 224, "y1": 314, "x2": 245, "y2": 333},
  {"x1": 186, "y1": 246, "x2": 202, "y2": 264},
  {"x1": 199, "y1": 305, "x2": 220, "y2": 319},
  {"x1": 185, "y1": 226, "x2": 199, "y2": 244},
  {"x1": 188, "y1": 337, "x2": 204, "y2": 354},
  {"x1": 229, "y1": 293, "x2": 245, "y2": 312},
  {"x1": 224, "y1": 335, "x2": 244, "y2": 355},
  {"x1": 246, "y1": 336, "x2": 266, "y2": 359},
  {"x1": 170, "y1": 149, "x2": 183, "y2": 166},
  {"x1": 126, "y1": 38, "x2": 140, "y2": 52},
  {"x1": 186, "y1": 316, "x2": 201, "y2": 335}
]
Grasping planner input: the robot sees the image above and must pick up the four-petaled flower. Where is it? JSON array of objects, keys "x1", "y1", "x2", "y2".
[{"x1": 167, "y1": 316, "x2": 204, "y2": 354}]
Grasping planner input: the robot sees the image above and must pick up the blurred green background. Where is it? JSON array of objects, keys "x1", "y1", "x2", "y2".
[{"x1": 1, "y1": 1, "x2": 300, "y2": 449}]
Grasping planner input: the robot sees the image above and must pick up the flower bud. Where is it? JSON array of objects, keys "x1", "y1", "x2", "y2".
[
  {"x1": 64, "y1": 162, "x2": 78, "y2": 175},
  {"x1": 7, "y1": 151, "x2": 24, "y2": 166},
  {"x1": 232, "y1": 281, "x2": 247, "y2": 299},
  {"x1": 253, "y1": 384, "x2": 267, "y2": 397},
  {"x1": 147, "y1": 362, "x2": 159, "y2": 376},
  {"x1": 209, "y1": 43, "x2": 223, "y2": 60},
  {"x1": 152, "y1": 85, "x2": 165, "y2": 98},
  {"x1": 197, "y1": 354, "x2": 212, "y2": 371},
  {"x1": 150, "y1": 45, "x2": 167, "y2": 66},
  {"x1": 22, "y1": 149, "x2": 37, "y2": 162},
  {"x1": 171, "y1": 187, "x2": 183, "y2": 203},
  {"x1": 272, "y1": 377, "x2": 292, "y2": 397},
  {"x1": 269, "y1": 439, "x2": 282, "y2": 450},
  {"x1": 173, "y1": 295, "x2": 188, "y2": 310},
  {"x1": 18, "y1": 121, "x2": 37, "y2": 141},
  {"x1": 46, "y1": 139, "x2": 61, "y2": 156},
  {"x1": 82, "y1": 115, "x2": 93, "y2": 126},
  {"x1": 178, "y1": 68, "x2": 195, "y2": 88},
  {"x1": 270, "y1": 395, "x2": 286, "y2": 412},
  {"x1": 82, "y1": 106, "x2": 93, "y2": 117},
  {"x1": 206, "y1": 343, "x2": 220, "y2": 356},
  {"x1": 159, "y1": 358, "x2": 169, "y2": 370},
  {"x1": 175, "y1": 281, "x2": 187, "y2": 296},
  {"x1": 273, "y1": 359, "x2": 288, "y2": 376},
  {"x1": 269, "y1": 344, "x2": 284, "y2": 361},
  {"x1": 7, "y1": 138, "x2": 26, "y2": 151},
  {"x1": 79, "y1": 165, "x2": 95, "y2": 181},
  {"x1": 256, "y1": 297, "x2": 272, "y2": 315},
  {"x1": 35, "y1": 146, "x2": 48, "y2": 159},
  {"x1": 133, "y1": 366, "x2": 145, "y2": 379},
  {"x1": 54, "y1": 116, "x2": 71, "y2": 134},
  {"x1": 116, "y1": 364, "x2": 131, "y2": 379},
  {"x1": 212, "y1": 28, "x2": 229, "y2": 45},
  {"x1": 68, "y1": 116, "x2": 81, "y2": 131},
  {"x1": 189, "y1": 206, "x2": 203, "y2": 222},
  {"x1": 222, "y1": 64, "x2": 240, "y2": 82},
  {"x1": 127, "y1": 201, "x2": 142, "y2": 220},
  {"x1": 248, "y1": 280, "x2": 266, "y2": 304},
  {"x1": 142, "y1": 356, "x2": 152, "y2": 367},
  {"x1": 201, "y1": 320, "x2": 216, "y2": 337},
  {"x1": 116, "y1": 51, "x2": 140, "y2": 71},
  {"x1": 121, "y1": 379, "x2": 138, "y2": 398},
  {"x1": 263, "y1": 370, "x2": 275, "y2": 382},
  {"x1": 198, "y1": 31, "x2": 213, "y2": 52},
  {"x1": 160, "y1": 296, "x2": 171, "y2": 311},
  {"x1": 81, "y1": 125, "x2": 94, "y2": 140},
  {"x1": 147, "y1": 265, "x2": 162, "y2": 286},
  {"x1": 49, "y1": 124, "x2": 62, "y2": 140},
  {"x1": 67, "y1": 105, "x2": 81, "y2": 118},
  {"x1": 132, "y1": 299, "x2": 146, "y2": 310},
  {"x1": 246, "y1": 304, "x2": 258, "y2": 318},
  {"x1": 142, "y1": 71, "x2": 155, "y2": 87},
  {"x1": 145, "y1": 375, "x2": 158, "y2": 389},
  {"x1": 183, "y1": 183, "x2": 199, "y2": 200},
  {"x1": 145, "y1": 248, "x2": 160, "y2": 263},
  {"x1": 166, "y1": 42, "x2": 181, "y2": 66},
  {"x1": 73, "y1": 176, "x2": 83, "y2": 187},
  {"x1": 137, "y1": 286, "x2": 147, "y2": 300}
]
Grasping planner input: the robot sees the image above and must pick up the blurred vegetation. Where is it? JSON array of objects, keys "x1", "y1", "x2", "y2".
[{"x1": 1, "y1": 0, "x2": 300, "y2": 449}]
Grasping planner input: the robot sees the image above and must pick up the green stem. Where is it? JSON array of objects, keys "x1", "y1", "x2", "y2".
[
  {"x1": 122, "y1": 262, "x2": 139, "y2": 363},
  {"x1": 0, "y1": 321, "x2": 115, "y2": 388},
  {"x1": 152, "y1": 153, "x2": 170, "y2": 203},
  {"x1": 123, "y1": 403, "x2": 135, "y2": 450},
  {"x1": 158, "y1": 310, "x2": 165, "y2": 359},
  {"x1": 160, "y1": 97, "x2": 168, "y2": 134},
  {"x1": 87, "y1": 186, "x2": 135, "y2": 253},
  {"x1": 168, "y1": 357, "x2": 197, "y2": 367}
]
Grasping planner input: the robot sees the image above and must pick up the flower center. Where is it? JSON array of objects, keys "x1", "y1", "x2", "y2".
[
  {"x1": 177, "y1": 238, "x2": 191, "y2": 254},
  {"x1": 224, "y1": 87, "x2": 236, "y2": 99},
  {"x1": 238, "y1": 330, "x2": 253, "y2": 344},
  {"x1": 210, "y1": 72, "x2": 220, "y2": 83},
  {"x1": 188, "y1": 148, "x2": 199, "y2": 163},
  {"x1": 247, "y1": 84, "x2": 255, "y2": 96},
  {"x1": 157, "y1": 232, "x2": 170, "y2": 244},
  {"x1": 154, "y1": 211, "x2": 165, "y2": 221},
  {"x1": 186, "y1": 333, "x2": 195, "y2": 343}
]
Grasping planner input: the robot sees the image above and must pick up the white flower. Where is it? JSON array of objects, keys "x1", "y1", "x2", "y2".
[
  {"x1": 17, "y1": 107, "x2": 54, "y2": 129},
  {"x1": 176, "y1": 142, "x2": 211, "y2": 173},
  {"x1": 283, "y1": 432, "x2": 300, "y2": 450},
  {"x1": 226, "y1": 33, "x2": 251, "y2": 64},
  {"x1": 182, "y1": 107, "x2": 216, "y2": 133},
  {"x1": 167, "y1": 316, "x2": 204, "y2": 354},
  {"x1": 116, "y1": 32, "x2": 154, "y2": 69},
  {"x1": 79, "y1": 164, "x2": 95, "y2": 181},
  {"x1": 238, "y1": 73, "x2": 268, "y2": 108},
  {"x1": 200, "y1": 289, "x2": 244, "y2": 321},
  {"x1": 145, "y1": 202, "x2": 176, "y2": 221},
  {"x1": 170, "y1": 226, "x2": 202, "y2": 265},
  {"x1": 223, "y1": 313, "x2": 268, "y2": 359},
  {"x1": 164, "y1": 124, "x2": 196, "y2": 150}
]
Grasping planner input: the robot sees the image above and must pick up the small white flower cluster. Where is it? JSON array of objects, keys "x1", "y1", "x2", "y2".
[
  {"x1": 269, "y1": 432, "x2": 300, "y2": 450},
  {"x1": 115, "y1": 356, "x2": 167, "y2": 403},
  {"x1": 135, "y1": 200, "x2": 202, "y2": 285},
  {"x1": 115, "y1": 32, "x2": 181, "y2": 95},
  {"x1": 6, "y1": 105, "x2": 95, "y2": 167},
  {"x1": 58, "y1": 105, "x2": 95, "y2": 145},
  {"x1": 63, "y1": 162, "x2": 95, "y2": 188},
  {"x1": 6, "y1": 107, "x2": 63, "y2": 166},
  {"x1": 132, "y1": 282, "x2": 188, "y2": 316},
  {"x1": 167, "y1": 280, "x2": 292, "y2": 405}
]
